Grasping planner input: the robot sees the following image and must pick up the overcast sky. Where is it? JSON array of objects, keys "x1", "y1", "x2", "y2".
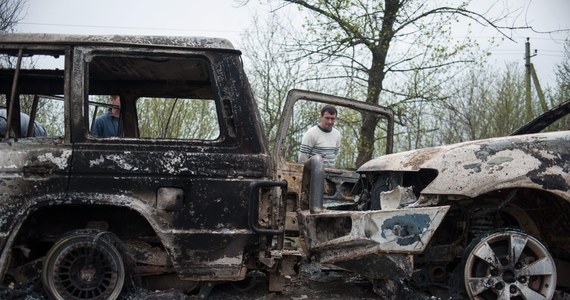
[{"x1": 14, "y1": 0, "x2": 570, "y2": 88}]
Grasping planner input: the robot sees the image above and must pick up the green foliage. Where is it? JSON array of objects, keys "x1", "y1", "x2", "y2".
[
  {"x1": 242, "y1": 14, "x2": 306, "y2": 151},
  {"x1": 136, "y1": 97, "x2": 219, "y2": 140},
  {"x1": 21, "y1": 95, "x2": 65, "y2": 136},
  {"x1": 438, "y1": 65, "x2": 526, "y2": 142},
  {"x1": 1, "y1": 94, "x2": 65, "y2": 136},
  {"x1": 242, "y1": 12, "x2": 352, "y2": 155},
  {"x1": 547, "y1": 37, "x2": 570, "y2": 132},
  {"x1": 555, "y1": 38, "x2": 570, "y2": 102},
  {"x1": 1, "y1": 52, "x2": 66, "y2": 137}
]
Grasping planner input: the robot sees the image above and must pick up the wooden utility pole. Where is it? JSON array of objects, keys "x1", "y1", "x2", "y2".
[
  {"x1": 525, "y1": 38, "x2": 532, "y2": 121},
  {"x1": 531, "y1": 64, "x2": 548, "y2": 112},
  {"x1": 524, "y1": 38, "x2": 548, "y2": 121}
]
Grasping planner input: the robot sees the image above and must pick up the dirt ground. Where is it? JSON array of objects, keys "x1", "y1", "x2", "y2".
[
  {"x1": 1, "y1": 260, "x2": 437, "y2": 300},
  {"x1": 205, "y1": 263, "x2": 383, "y2": 300},
  {"x1": 5, "y1": 260, "x2": 569, "y2": 300},
  {"x1": 135, "y1": 261, "x2": 435, "y2": 300},
  {"x1": 4, "y1": 263, "x2": 570, "y2": 300}
]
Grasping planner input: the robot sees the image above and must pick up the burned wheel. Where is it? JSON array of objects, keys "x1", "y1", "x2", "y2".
[
  {"x1": 464, "y1": 230, "x2": 556, "y2": 300},
  {"x1": 42, "y1": 230, "x2": 125, "y2": 300}
]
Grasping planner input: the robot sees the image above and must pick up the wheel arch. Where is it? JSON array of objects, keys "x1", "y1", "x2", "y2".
[
  {"x1": 1, "y1": 199, "x2": 169, "y2": 283},
  {"x1": 448, "y1": 187, "x2": 570, "y2": 261},
  {"x1": 420, "y1": 187, "x2": 570, "y2": 297},
  {"x1": 15, "y1": 202, "x2": 160, "y2": 241}
]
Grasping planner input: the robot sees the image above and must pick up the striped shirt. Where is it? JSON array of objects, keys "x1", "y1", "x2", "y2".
[{"x1": 298, "y1": 125, "x2": 341, "y2": 167}]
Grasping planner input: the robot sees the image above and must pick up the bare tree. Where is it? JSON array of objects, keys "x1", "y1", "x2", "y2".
[
  {"x1": 277, "y1": 0, "x2": 539, "y2": 166},
  {"x1": 242, "y1": 14, "x2": 305, "y2": 149},
  {"x1": 235, "y1": 0, "x2": 544, "y2": 166},
  {"x1": 241, "y1": 13, "x2": 338, "y2": 154},
  {"x1": 435, "y1": 63, "x2": 526, "y2": 144},
  {"x1": 0, "y1": 0, "x2": 26, "y2": 33}
]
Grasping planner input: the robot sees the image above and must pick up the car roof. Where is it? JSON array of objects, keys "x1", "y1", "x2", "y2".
[{"x1": 0, "y1": 33, "x2": 235, "y2": 50}]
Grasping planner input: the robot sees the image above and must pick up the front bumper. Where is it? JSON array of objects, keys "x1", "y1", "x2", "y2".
[{"x1": 297, "y1": 206, "x2": 449, "y2": 278}]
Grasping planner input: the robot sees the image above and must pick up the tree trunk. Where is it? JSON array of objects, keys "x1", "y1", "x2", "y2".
[
  {"x1": 356, "y1": 112, "x2": 380, "y2": 167},
  {"x1": 356, "y1": 0, "x2": 399, "y2": 166}
]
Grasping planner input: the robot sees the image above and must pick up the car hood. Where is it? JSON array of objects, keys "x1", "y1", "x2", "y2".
[{"x1": 358, "y1": 131, "x2": 570, "y2": 198}]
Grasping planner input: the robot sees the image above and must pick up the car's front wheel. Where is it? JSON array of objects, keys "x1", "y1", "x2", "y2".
[
  {"x1": 42, "y1": 230, "x2": 126, "y2": 300},
  {"x1": 464, "y1": 229, "x2": 556, "y2": 300}
]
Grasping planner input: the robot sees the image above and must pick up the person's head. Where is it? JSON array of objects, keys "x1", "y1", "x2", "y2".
[
  {"x1": 319, "y1": 105, "x2": 337, "y2": 130},
  {"x1": 109, "y1": 95, "x2": 120, "y2": 117}
]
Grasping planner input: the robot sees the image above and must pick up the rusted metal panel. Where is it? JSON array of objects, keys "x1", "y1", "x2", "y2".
[
  {"x1": 298, "y1": 206, "x2": 449, "y2": 253},
  {"x1": 0, "y1": 143, "x2": 72, "y2": 283},
  {"x1": 161, "y1": 233, "x2": 251, "y2": 280},
  {"x1": 350, "y1": 101, "x2": 570, "y2": 297},
  {"x1": 297, "y1": 206, "x2": 448, "y2": 279},
  {"x1": 379, "y1": 185, "x2": 416, "y2": 210}
]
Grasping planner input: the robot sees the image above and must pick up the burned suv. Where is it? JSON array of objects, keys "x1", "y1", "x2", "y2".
[
  {"x1": 0, "y1": 34, "x2": 400, "y2": 299},
  {"x1": 0, "y1": 34, "x2": 286, "y2": 299}
]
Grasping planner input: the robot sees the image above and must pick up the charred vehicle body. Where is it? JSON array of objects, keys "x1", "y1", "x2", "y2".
[
  {"x1": 0, "y1": 34, "x2": 285, "y2": 299},
  {"x1": 0, "y1": 34, "x2": 402, "y2": 299},
  {"x1": 298, "y1": 101, "x2": 570, "y2": 299}
]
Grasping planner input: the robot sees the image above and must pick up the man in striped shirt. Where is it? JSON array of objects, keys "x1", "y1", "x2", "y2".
[{"x1": 298, "y1": 105, "x2": 341, "y2": 167}]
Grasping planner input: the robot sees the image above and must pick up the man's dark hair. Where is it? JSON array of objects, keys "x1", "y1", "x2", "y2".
[{"x1": 320, "y1": 105, "x2": 337, "y2": 116}]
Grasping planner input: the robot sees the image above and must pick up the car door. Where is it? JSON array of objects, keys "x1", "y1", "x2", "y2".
[
  {"x1": 272, "y1": 89, "x2": 395, "y2": 231},
  {"x1": 273, "y1": 90, "x2": 449, "y2": 280}
]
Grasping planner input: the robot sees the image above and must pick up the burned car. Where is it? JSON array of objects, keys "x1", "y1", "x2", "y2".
[{"x1": 298, "y1": 101, "x2": 570, "y2": 299}]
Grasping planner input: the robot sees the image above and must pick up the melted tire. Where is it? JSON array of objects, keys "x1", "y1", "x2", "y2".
[{"x1": 42, "y1": 230, "x2": 126, "y2": 300}]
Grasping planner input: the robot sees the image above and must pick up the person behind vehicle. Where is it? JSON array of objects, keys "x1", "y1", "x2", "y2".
[
  {"x1": 298, "y1": 105, "x2": 341, "y2": 167},
  {"x1": 91, "y1": 95, "x2": 121, "y2": 137},
  {"x1": 0, "y1": 108, "x2": 48, "y2": 137}
]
